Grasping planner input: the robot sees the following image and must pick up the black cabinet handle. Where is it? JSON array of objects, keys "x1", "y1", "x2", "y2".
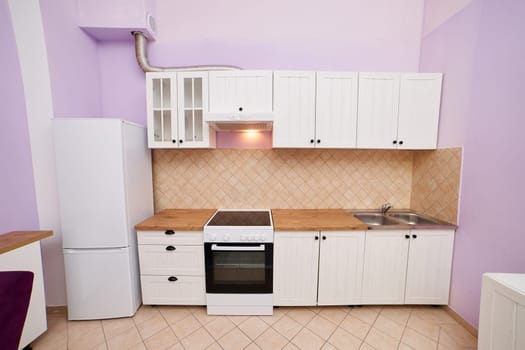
[
  {"x1": 168, "y1": 276, "x2": 178, "y2": 282},
  {"x1": 315, "y1": 236, "x2": 319, "y2": 240},
  {"x1": 393, "y1": 140, "x2": 398, "y2": 144},
  {"x1": 239, "y1": 107, "x2": 243, "y2": 112},
  {"x1": 322, "y1": 236, "x2": 326, "y2": 240},
  {"x1": 399, "y1": 141, "x2": 404, "y2": 145},
  {"x1": 172, "y1": 139, "x2": 177, "y2": 143},
  {"x1": 317, "y1": 139, "x2": 321, "y2": 144},
  {"x1": 405, "y1": 235, "x2": 410, "y2": 239},
  {"x1": 166, "y1": 245, "x2": 176, "y2": 251},
  {"x1": 165, "y1": 230, "x2": 175, "y2": 235},
  {"x1": 412, "y1": 234, "x2": 417, "y2": 239},
  {"x1": 179, "y1": 139, "x2": 183, "y2": 144},
  {"x1": 310, "y1": 139, "x2": 314, "y2": 144}
]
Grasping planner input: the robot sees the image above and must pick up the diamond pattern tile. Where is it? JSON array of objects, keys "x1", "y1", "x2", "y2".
[{"x1": 32, "y1": 305, "x2": 477, "y2": 350}]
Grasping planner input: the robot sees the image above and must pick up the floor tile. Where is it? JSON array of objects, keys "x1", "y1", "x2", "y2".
[
  {"x1": 373, "y1": 314, "x2": 405, "y2": 340},
  {"x1": 244, "y1": 343, "x2": 262, "y2": 350},
  {"x1": 360, "y1": 344, "x2": 377, "y2": 350},
  {"x1": 137, "y1": 312, "x2": 169, "y2": 340},
  {"x1": 68, "y1": 320, "x2": 106, "y2": 350},
  {"x1": 218, "y1": 327, "x2": 251, "y2": 350},
  {"x1": 258, "y1": 307, "x2": 286, "y2": 325},
  {"x1": 180, "y1": 327, "x2": 215, "y2": 350},
  {"x1": 398, "y1": 343, "x2": 416, "y2": 350},
  {"x1": 339, "y1": 314, "x2": 372, "y2": 340},
  {"x1": 107, "y1": 326, "x2": 143, "y2": 350},
  {"x1": 321, "y1": 343, "x2": 338, "y2": 350},
  {"x1": 205, "y1": 342, "x2": 222, "y2": 350},
  {"x1": 192, "y1": 307, "x2": 220, "y2": 326},
  {"x1": 287, "y1": 307, "x2": 316, "y2": 325},
  {"x1": 228, "y1": 315, "x2": 250, "y2": 325},
  {"x1": 439, "y1": 324, "x2": 478, "y2": 348},
  {"x1": 306, "y1": 315, "x2": 338, "y2": 340},
  {"x1": 159, "y1": 306, "x2": 191, "y2": 325},
  {"x1": 349, "y1": 307, "x2": 380, "y2": 325},
  {"x1": 327, "y1": 327, "x2": 362, "y2": 350},
  {"x1": 284, "y1": 342, "x2": 301, "y2": 350},
  {"x1": 411, "y1": 307, "x2": 458, "y2": 325},
  {"x1": 364, "y1": 327, "x2": 399, "y2": 350},
  {"x1": 32, "y1": 324, "x2": 67, "y2": 350},
  {"x1": 292, "y1": 327, "x2": 326, "y2": 350},
  {"x1": 380, "y1": 306, "x2": 412, "y2": 325},
  {"x1": 133, "y1": 305, "x2": 161, "y2": 325},
  {"x1": 143, "y1": 327, "x2": 179, "y2": 350},
  {"x1": 272, "y1": 315, "x2": 303, "y2": 340},
  {"x1": 407, "y1": 314, "x2": 440, "y2": 341},
  {"x1": 401, "y1": 327, "x2": 438, "y2": 350},
  {"x1": 318, "y1": 307, "x2": 348, "y2": 324},
  {"x1": 102, "y1": 317, "x2": 136, "y2": 340},
  {"x1": 166, "y1": 343, "x2": 185, "y2": 350},
  {"x1": 129, "y1": 342, "x2": 147, "y2": 350},
  {"x1": 255, "y1": 327, "x2": 289, "y2": 350},
  {"x1": 170, "y1": 314, "x2": 202, "y2": 340},
  {"x1": 204, "y1": 316, "x2": 236, "y2": 339},
  {"x1": 238, "y1": 316, "x2": 269, "y2": 340}
]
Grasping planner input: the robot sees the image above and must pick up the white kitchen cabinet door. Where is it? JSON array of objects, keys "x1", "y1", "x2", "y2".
[
  {"x1": 209, "y1": 71, "x2": 273, "y2": 113},
  {"x1": 273, "y1": 231, "x2": 319, "y2": 306},
  {"x1": 362, "y1": 230, "x2": 410, "y2": 304},
  {"x1": 138, "y1": 245, "x2": 204, "y2": 276},
  {"x1": 356, "y1": 73, "x2": 400, "y2": 149},
  {"x1": 397, "y1": 73, "x2": 442, "y2": 149},
  {"x1": 146, "y1": 72, "x2": 178, "y2": 148},
  {"x1": 177, "y1": 71, "x2": 215, "y2": 148},
  {"x1": 318, "y1": 231, "x2": 365, "y2": 305},
  {"x1": 273, "y1": 71, "x2": 316, "y2": 148},
  {"x1": 141, "y1": 275, "x2": 205, "y2": 305},
  {"x1": 315, "y1": 72, "x2": 359, "y2": 148},
  {"x1": 404, "y1": 230, "x2": 454, "y2": 304}
]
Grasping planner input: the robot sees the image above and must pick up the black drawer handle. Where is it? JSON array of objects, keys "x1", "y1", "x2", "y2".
[
  {"x1": 166, "y1": 245, "x2": 176, "y2": 251},
  {"x1": 322, "y1": 236, "x2": 326, "y2": 240},
  {"x1": 412, "y1": 234, "x2": 417, "y2": 239},
  {"x1": 165, "y1": 230, "x2": 175, "y2": 235},
  {"x1": 315, "y1": 236, "x2": 319, "y2": 240},
  {"x1": 405, "y1": 235, "x2": 410, "y2": 239},
  {"x1": 168, "y1": 276, "x2": 178, "y2": 282}
]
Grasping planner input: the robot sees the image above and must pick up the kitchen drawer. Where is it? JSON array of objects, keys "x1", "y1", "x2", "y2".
[
  {"x1": 137, "y1": 231, "x2": 203, "y2": 245},
  {"x1": 141, "y1": 275, "x2": 205, "y2": 305},
  {"x1": 138, "y1": 245, "x2": 204, "y2": 275}
]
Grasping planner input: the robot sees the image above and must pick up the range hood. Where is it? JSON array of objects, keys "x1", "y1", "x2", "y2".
[{"x1": 205, "y1": 112, "x2": 274, "y2": 131}]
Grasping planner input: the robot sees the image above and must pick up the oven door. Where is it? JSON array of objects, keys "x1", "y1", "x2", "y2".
[{"x1": 204, "y1": 243, "x2": 273, "y2": 294}]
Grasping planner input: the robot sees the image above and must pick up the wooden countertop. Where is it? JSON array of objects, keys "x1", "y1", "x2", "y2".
[
  {"x1": 0, "y1": 230, "x2": 53, "y2": 254},
  {"x1": 135, "y1": 209, "x2": 216, "y2": 231},
  {"x1": 272, "y1": 209, "x2": 368, "y2": 231}
]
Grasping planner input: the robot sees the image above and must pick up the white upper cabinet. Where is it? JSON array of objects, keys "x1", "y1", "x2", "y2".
[
  {"x1": 147, "y1": 72, "x2": 177, "y2": 148},
  {"x1": 146, "y1": 72, "x2": 214, "y2": 149},
  {"x1": 356, "y1": 72, "x2": 442, "y2": 150},
  {"x1": 208, "y1": 71, "x2": 273, "y2": 113},
  {"x1": 273, "y1": 71, "x2": 316, "y2": 148},
  {"x1": 315, "y1": 72, "x2": 359, "y2": 148},
  {"x1": 357, "y1": 73, "x2": 401, "y2": 149},
  {"x1": 397, "y1": 73, "x2": 443, "y2": 149}
]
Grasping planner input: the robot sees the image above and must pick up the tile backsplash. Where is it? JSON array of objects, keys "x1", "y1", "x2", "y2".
[
  {"x1": 410, "y1": 147, "x2": 462, "y2": 224},
  {"x1": 153, "y1": 149, "x2": 414, "y2": 211},
  {"x1": 152, "y1": 147, "x2": 462, "y2": 224}
]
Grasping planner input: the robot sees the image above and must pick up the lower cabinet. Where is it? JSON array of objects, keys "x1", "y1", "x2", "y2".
[
  {"x1": 361, "y1": 229, "x2": 455, "y2": 305},
  {"x1": 137, "y1": 231, "x2": 205, "y2": 305},
  {"x1": 273, "y1": 231, "x2": 366, "y2": 306}
]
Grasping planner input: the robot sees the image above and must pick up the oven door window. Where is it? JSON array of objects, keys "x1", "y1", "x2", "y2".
[{"x1": 205, "y1": 243, "x2": 273, "y2": 294}]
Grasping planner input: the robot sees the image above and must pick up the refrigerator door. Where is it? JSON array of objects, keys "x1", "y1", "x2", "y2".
[
  {"x1": 54, "y1": 119, "x2": 129, "y2": 248},
  {"x1": 64, "y1": 247, "x2": 141, "y2": 320}
]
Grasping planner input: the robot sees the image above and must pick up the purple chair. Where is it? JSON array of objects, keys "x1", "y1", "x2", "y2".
[{"x1": 0, "y1": 271, "x2": 34, "y2": 350}]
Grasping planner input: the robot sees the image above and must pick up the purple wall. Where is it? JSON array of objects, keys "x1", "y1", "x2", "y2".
[
  {"x1": 39, "y1": 0, "x2": 102, "y2": 117},
  {"x1": 97, "y1": 0, "x2": 426, "y2": 125},
  {"x1": 420, "y1": 0, "x2": 525, "y2": 327},
  {"x1": 0, "y1": 0, "x2": 40, "y2": 233}
]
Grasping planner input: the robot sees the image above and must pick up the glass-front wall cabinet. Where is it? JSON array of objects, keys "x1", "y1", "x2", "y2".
[{"x1": 146, "y1": 72, "x2": 213, "y2": 148}]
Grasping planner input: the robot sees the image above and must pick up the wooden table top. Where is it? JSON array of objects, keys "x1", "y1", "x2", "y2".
[
  {"x1": 135, "y1": 209, "x2": 216, "y2": 231},
  {"x1": 0, "y1": 230, "x2": 53, "y2": 254},
  {"x1": 272, "y1": 209, "x2": 368, "y2": 231}
]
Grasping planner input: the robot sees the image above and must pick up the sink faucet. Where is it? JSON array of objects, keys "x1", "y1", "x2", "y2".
[{"x1": 381, "y1": 203, "x2": 393, "y2": 214}]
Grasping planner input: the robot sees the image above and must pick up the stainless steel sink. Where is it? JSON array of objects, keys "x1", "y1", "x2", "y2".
[
  {"x1": 389, "y1": 213, "x2": 438, "y2": 225},
  {"x1": 354, "y1": 213, "x2": 400, "y2": 226}
]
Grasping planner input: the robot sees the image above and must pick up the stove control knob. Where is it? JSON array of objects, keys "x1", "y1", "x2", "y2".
[
  {"x1": 224, "y1": 234, "x2": 230, "y2": 241},
  {"x1": 209, "y1": 234, "x2": 217, "y2": 241}
]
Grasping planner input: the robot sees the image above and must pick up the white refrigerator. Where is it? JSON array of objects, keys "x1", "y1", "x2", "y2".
[{"x1": 54, "y1": 118, "x2": 153, "y2": 320}]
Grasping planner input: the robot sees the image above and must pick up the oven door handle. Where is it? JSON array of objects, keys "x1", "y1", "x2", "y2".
[{"x1": 211, "y1": 244, "x2": 265, "y2": 251}]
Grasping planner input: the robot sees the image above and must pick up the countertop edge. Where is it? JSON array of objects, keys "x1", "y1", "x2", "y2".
[{"x1": 0, "y1": 230, "x2": 53, "y2": 255}]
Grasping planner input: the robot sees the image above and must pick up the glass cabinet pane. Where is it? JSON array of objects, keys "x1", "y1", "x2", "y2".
[
  {"x1": 194, "y1": 78, "x2": 203, "y2": 108},
  {"x1": 184, "y1": 78, "x2": 192, "y2": 107},
  {"x1": 153, "y1": 79, "x2": 161, "y2": 108},
  {"x1": 163, "y1": 111, "x2": 172, "y2": 141},
  {"x1": 194, "y1": 110, "x2": 203, "y2": 141},
  {"x1": 184, "y1": 110, "x2": 194, "y2": 141},
  {"x1": 162, "y1": 79, "x2": 171, "y2": 108},
  {"x1": 153, "y1": 110, "x2": 162, "y2": 141}
]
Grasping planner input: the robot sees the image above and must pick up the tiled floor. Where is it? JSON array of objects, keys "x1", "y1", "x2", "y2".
[{"x1": 32, "y1": 305, "x2": 478, "y2": 350}]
